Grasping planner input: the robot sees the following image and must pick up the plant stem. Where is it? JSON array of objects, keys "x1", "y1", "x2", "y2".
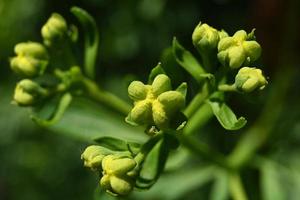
[
  {"x1": 229, "y1": 172, "x2": 248, "y2": 200},
  {"x1": 183, "y1": 103, "x2": 213, "y2": 135},
  {"x1": 180, "y1": 82, "x2": 225, "y2": 168},
  {"x1": 218, "y1": 84, "x2": 236, "y2": 92},
  {"x1": 177, "y1": 134, "x2": 229, "y2": 169},
  {"x1": 81, "y1": 77, "x2": 131, "y2": 116},
  {"x1": 184, "y1": 83, "x2": 209, "y2": 118}
]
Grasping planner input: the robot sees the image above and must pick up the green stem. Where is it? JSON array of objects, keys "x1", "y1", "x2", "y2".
[
  {"x1": 180, "y1": 82, "x2": 225, "y2": 168},
  {"x1": 184, "y1": 83, "x2": 209, "y2": 118},
  {"x1": 177, "y1": 134, "x2": 229, "y2": 169},
  {"x1": 184, "y1": 103, "x2": 213, "y2": 135},
  {"x1": 218, "y1": 84, "x2": 236, "y2": 92},
  {"x1": 82, "y1": 78, "x2": 131, "y2": 116},
  {"x1": 229, "y1": 172, "x2": 248, "y2": 200}
]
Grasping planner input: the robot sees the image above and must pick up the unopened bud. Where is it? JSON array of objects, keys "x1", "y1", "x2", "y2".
[
  {"x1": 81, "y1": 145, "x2": 112, "y2": 171},
  {"x1": 126, "y1": 100, "x2": 152, "y2": 125},
  {"x1": 10, "y1": 42, "x2": 48, "y2": 77},
  {"x1": 13, "y1": 79, "x2": 48, "y2": 106},
  {"x1": 100, "y1": 155, "x2": 136, "y2": 196},
  {"x1": 151, "y1": 74, "x2": 171, "y2": 96},
  {"x1": 128, "y1": 81, "x2": 148, "y2": 101},
  {"x1": 41, "y1": 13, "x2": 68, "y2": 46},
  {"x1": 192, "y1": 23, "x2": 219, "y2": 52},
  {"x1": 235, "y1": 67, "x2": 267, "y2": 92}
]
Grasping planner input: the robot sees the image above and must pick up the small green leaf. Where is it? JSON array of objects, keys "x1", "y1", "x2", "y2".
[
  {"x1": 137, "y1": 135, "x2": 168, "y2": 188},
  {"x1": 169, "y1": 111, "x2": 187, "y2": 131},
  {"x1": 148, "y1": 62, "x2": 166, "y2": 84},
  {"x1": 71, "y1": 6, "x2": 99, "y2": 79},
  {"x1": 172, "y1": 37, "x2": 206, "y2": 83},
  {"x1": 94, "y1": 136, "x2": 141, "y2": 154},
  {"x1": 176, "y1": 82, "x2": 187, "y2": 98},
  {"x1": 207, "y1": 99, "x2": 247, "y2": 130},
  {"x1": 31, "y1": 93, "x2": 72, "y2": 127}
]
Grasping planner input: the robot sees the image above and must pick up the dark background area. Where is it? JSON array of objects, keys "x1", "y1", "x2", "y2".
[{"x1": 0, "y1": 0, "x2": 299, "y2": 199}]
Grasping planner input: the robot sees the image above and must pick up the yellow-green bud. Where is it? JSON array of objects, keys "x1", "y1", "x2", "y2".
[
  {"x1": 13, "y1": 79, "x2": 48, "y2": 106},
  {"x1": 41, "y1": 13, "x2": 68, "y2": 46},
  {"x1": 10, "y1": 42, "x2": 48, "y2": 77},
  {"x1": 151, "y1": 74, "x2": 171, "y2": 96},
  {"x1": 157, "y1": 91, "x2": 185, "y2": 113},
  {"x1": 100, "y1": 155, "x2": 136, "y2": 196},
  {"x1": 192, "y1": 23, "x2": 220, "y2": 52},
  {"x1": 152, "y1": 100, "x2": 168, "y2": 129},
  {"x1": 218, "y1": 30, "x2": 261, "y2": 69},
  {"x1": 81, "y1": 145, "x2": 112, "y2": 171},
  {"x1": 128, "y1": 81, "x2": 148, "y2": 101},
  {"x1": 235, "y1": 67, "x2": 267, "y2": 92},
  {"x1": 128, "y1": 100, "x2": 152, "y2": 125}
]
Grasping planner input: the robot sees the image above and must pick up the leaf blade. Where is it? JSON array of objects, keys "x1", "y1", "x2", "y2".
[
  {"x1": 207, "y1": 99, "x2": 247, "y2": 130},
  {"x1": 71, "y1": 6, "x2": 99, "y2": 79},
  {"x1": 172, "y1": 37, "x2": 206, "y2": 83}
]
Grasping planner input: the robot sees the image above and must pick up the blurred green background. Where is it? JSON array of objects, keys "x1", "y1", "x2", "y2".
[{"x1": 0, "y1": 0, "x2": 299, "y2": 199}]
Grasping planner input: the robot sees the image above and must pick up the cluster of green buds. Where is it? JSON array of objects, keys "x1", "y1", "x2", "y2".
[
  {"x1": 191, "y1": 22, "x2": 267, "y2": 94},
  {"x1": 217, "y1": 30, "x2": 261, "y2": 69},
  {"x1": 81, "y1": 145, "x2": 138, "y2": 196},
  {"x1": 126, "y1": 74, "x2": 185, "y2": 130},
  {"x1": 9, "y1": 12, "x2": 84, "y2": 108},
  {"x1": 10, "y1": 41, "x2": 50, "y2": 106}
]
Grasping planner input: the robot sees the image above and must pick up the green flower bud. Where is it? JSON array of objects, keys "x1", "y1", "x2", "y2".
[
  {"x1": 152, "y1": 100, "x2": 168, "y2": 129},
  {"x1": 10, "y1": 42, "x2": 48, "y2": 77},
  {"x1": 192, "y1": 23, "x2": 220, "y2": 52},
  {"x1": 102, "y1": 155, "x2": 136, "y2": 175},
  {"x1": 128, "y1": 81, "x2": 148, "y2": 101},
  {"x1": 81, "y1": 145, "x2": 112, "y2": 171},
  {"x1": 127, "y1": 100, "x2": 152, "y2": 125},
  {"x1": 100, "y1": 155, "x2": 136, "y2": 196},
  {"x1": 218, "y1": 30, "x2": 261, "y2": 69},
  {"x1": 157, "y1": 91, "x2": 185, "y2": 113},
  {"x1": 151, "y1": 74, "x2": 171, "y2": 96},
  {"x1": 13, "y1": 79, "x2": 48, "y2": 106},
  {"x1": 235, "y1": 67, "x2": 267, "y2": 92},
  {"x1": 41, "y1": 13, "x2": 68, "y2": 46}
]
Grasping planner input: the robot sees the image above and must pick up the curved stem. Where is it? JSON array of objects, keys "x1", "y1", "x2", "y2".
[
  {"x1": 81, "y1": 77, "x2": 131, "y2": 116},
  {"x1": 229, "y1": 172, "x2": 248, "y2": 200}
]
